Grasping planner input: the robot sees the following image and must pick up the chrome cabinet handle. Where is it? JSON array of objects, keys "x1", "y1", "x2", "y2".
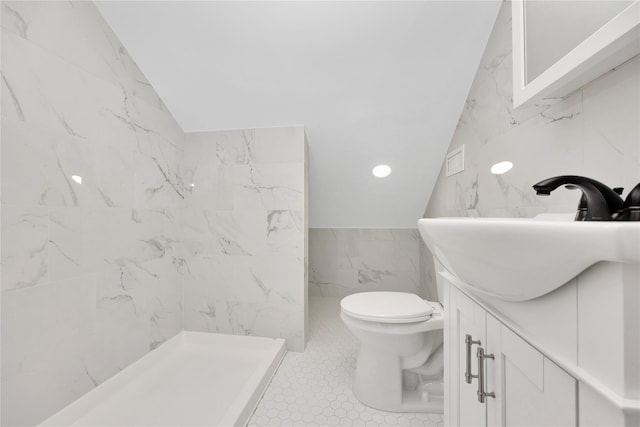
[
  {"x1": 465, "y1": 334, "x2": 481, "y2": 384},
  {"x1": 476, "y1": 347, "x2": 495, "y2": 403}
]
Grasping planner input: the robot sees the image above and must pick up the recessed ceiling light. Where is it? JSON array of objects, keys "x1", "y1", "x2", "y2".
[
  {"x1": 490, "y1": 161, "x2": 513, "y2": 175},
  {"x1": 71, "y1": 175, "x2": 82, "y2": 184},
  {"x1": 372, "y1": 164, "x2": 392, "y2": 178}
]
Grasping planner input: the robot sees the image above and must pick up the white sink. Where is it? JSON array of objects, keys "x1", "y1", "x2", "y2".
[{"x1": 417, "y1": 215, "x2": 640, "y2": 301}]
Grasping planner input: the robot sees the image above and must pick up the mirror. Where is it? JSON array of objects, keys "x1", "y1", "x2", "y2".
[
  {"x1": 512, "y1": 0, "x2": 640, "y2": 108},
  {"x1": 524, "y1": 1, "x2": 633, "y2": 83}
]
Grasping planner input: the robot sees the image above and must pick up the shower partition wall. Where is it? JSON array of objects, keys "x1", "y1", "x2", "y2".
[{"x1": 181, "y1": 127, "x2": 308, "y2": 352}]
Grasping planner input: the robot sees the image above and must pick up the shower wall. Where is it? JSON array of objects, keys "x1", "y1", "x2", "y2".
[
  {"x1": 181, "y1": 127, "x2": 308, "y2": 351},
  {"x1": 1, "y1": 2, "x2": 310, "y2": 424},
  {"x1": 1, "y1": 2, "x2": 185, "y2": 425}
]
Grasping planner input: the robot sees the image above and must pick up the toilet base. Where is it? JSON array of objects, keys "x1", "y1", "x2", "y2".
[
  {"x1": 352, "y1": 348, "x2": 444, "y2": 413},
  {"x1": 399, "y1": 383, "x2": 444, "y2": 413},
  {"x1": 353, "y1": 379, "x2": 444, "y2": 413}
]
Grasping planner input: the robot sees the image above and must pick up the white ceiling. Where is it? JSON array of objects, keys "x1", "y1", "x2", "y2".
[{"x1": 96, "y1": 1, "x2": 501, "y2": 228}]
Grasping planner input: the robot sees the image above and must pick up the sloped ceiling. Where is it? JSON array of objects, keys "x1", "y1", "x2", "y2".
[{"x1": 96, "y1": 1, "x2": 501, "y2": 228}]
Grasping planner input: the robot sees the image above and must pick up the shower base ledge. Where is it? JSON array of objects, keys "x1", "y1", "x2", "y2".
[{"x1": 39, "y1": 331, "x2": 286, "y2": 427}]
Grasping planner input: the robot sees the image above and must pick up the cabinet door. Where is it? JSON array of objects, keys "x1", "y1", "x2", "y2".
[
  {"x1": 449, "y1": 287, "x2": 487, "y2": 427},
  {"x1": 486, "y1": 315, "x2": 577, "y2": 427}
]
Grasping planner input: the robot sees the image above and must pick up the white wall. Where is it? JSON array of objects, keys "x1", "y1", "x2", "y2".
[
  {"x1": 1, "y1": 2, "x2": 185, "y2": 425},
  {"x1": 181, "y1": 127, "x2": 308, "y2": 351},
  {"x1": 423, "y1": 2, "x2": 640, "y2": 294}
]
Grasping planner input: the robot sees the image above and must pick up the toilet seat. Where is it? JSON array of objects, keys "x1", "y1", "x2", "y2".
[{"x1": 341, "y1": 292, "x2": 434, "y2": 324}]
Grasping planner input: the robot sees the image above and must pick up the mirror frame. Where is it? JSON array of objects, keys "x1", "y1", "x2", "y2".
[{"x1": 512, "y1": 0, "x2": 640, "y2": 108}]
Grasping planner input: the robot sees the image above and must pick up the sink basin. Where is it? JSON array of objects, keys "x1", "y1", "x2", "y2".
[{"x1": 417, "y1": 216, "x2": 640, "y2": 301}]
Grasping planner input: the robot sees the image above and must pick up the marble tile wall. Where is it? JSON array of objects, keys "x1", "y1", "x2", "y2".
[
  {"x1": 422, "y1": 2, "x2": 640, "y2": 296},
  {"x1": 181, "y1": 127, "x2": 308, "y2": 351},
  {"x1": 309, "y1": 229, "x2": 424, "y2": 299},
  {"x1": 1, "y1": 2, "x2": 185, "y2": 425}
]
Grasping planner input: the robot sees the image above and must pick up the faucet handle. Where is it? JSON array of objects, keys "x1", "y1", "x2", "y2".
[{"x1": 617, "y1": 183, "x2": 640, "y2": 221}]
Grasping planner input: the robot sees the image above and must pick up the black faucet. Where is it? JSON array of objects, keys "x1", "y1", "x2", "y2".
[{"x1": 533, "y1": 175, "x2": 624, "y2": 221}]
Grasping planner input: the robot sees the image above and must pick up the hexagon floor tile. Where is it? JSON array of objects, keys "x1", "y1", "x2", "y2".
[{"x1": 248, "y1": 297, "x2": 444, "y2": 427}]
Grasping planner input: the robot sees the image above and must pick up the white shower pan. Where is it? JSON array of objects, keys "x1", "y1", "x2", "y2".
[{"x1": 39, "y1": 332, "x2": 286, "y2": 427}]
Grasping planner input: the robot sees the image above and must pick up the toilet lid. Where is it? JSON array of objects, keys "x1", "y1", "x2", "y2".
[{"x1": 340, "y1": 292, "x2": 434, "y2": 323}]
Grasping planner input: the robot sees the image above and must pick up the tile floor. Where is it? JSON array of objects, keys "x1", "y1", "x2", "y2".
[{"x1": 247, "y1": 297, "x2": 444, "y2": 427}]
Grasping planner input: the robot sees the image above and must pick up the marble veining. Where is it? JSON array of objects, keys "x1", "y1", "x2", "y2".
[
  {"x1": 2, "y1": 3, "x2": 28, "y2": 39},
  {"x1": 2, "y1": 206, "x2": 49, "y2": 292},
  {"x1": 1, "y1": 71, "x2": 24, "y2": 121},
  {"x1": 309, "y1": 228, "x2": 423, "y2": 299}
]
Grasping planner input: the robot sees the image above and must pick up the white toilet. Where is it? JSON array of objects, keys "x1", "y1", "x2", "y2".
[{"x1": 340, "y1": 291, "x2": 444, "y2": 413}]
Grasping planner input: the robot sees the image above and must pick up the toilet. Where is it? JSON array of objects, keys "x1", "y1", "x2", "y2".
[{"x1": 340, "y1": 291, "x2": 444, "y2": 413}]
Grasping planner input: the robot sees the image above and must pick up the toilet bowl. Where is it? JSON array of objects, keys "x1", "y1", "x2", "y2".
[{"x1": 341, "y1": 291, "x2": 444, "y2": 413}]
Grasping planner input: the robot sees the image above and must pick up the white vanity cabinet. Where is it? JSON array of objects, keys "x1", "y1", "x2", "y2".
[
  {"x1": 486, "y1": 314, "x2": 577, "y2": 426},
  {"x1": 446, "y1": 285, "x2": 577, "y2": 426},
  {"x1": 448, "y1": 286, "x2": 486, "y2": 426}
]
